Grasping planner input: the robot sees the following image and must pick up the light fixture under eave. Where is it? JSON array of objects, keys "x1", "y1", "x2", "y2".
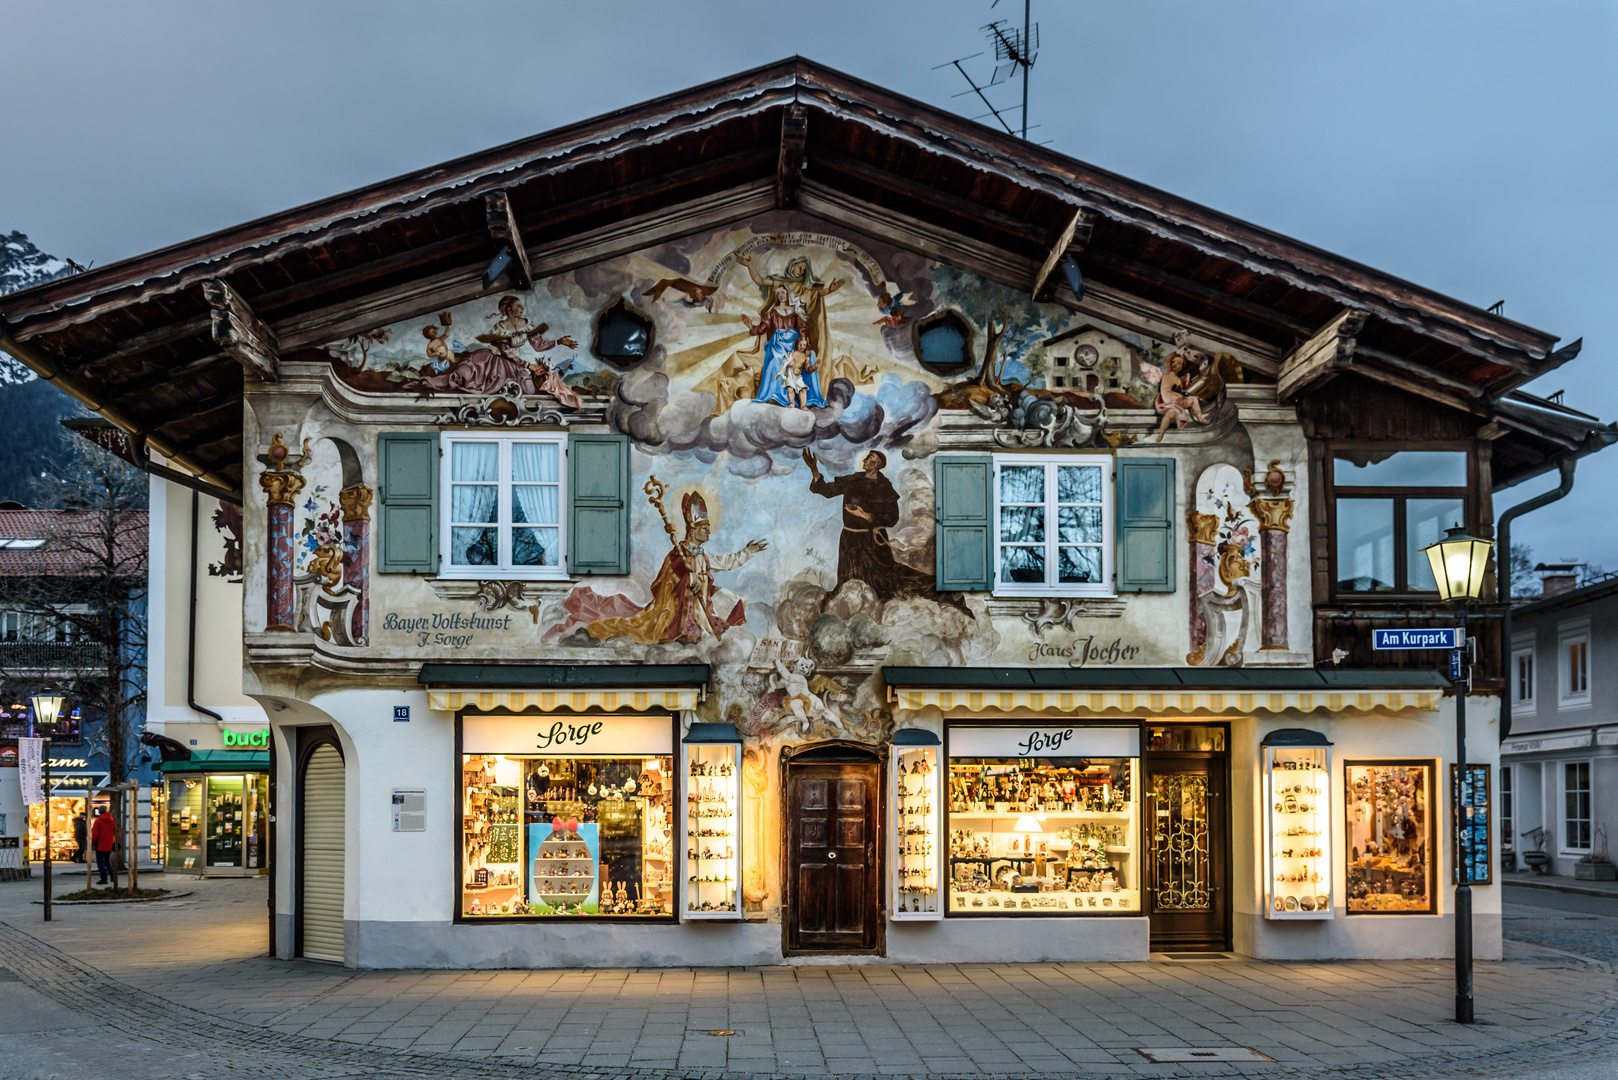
[
  {"x1": 1059, "y1": 254, "x2": 1084, "y2": 301},
  {"x1": 483, "y1": 245, "x2": 514, "y2": 289},
  {"x1": 1421, "y1": 525, "x2": 1494, "y2": 603}
]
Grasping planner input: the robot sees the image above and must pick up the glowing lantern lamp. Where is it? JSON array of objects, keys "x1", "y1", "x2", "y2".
[{"x1": 1422, "y1": 526, "x2": 1494, "y2": 603}]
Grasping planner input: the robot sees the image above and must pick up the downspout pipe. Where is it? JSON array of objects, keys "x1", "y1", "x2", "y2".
[
  {"x1": 1496, "y1": 457, "x2": 1576, "y2": 739},
  {"x1": 188, "y1": 490, "x2": 224, "y2": 726}
]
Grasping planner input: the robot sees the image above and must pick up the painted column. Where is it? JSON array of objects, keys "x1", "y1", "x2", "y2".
[
  {"x1": 1185, "y1": 510, "x2": 1219, "y2": 665},
  {"x1": 258, "y1": 433, "x2": 308, "y2": 632},
  {"x1": 339, "y1": 484, "x2": 373, "y2": 645},
  {"x1": 1250, "y1": 497, "x2": 1295, "y2": 651}
]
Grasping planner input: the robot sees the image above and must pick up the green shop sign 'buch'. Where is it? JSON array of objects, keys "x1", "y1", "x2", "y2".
[{"x1": 223, "y1": 728, "x2": 270, "y2": 748}]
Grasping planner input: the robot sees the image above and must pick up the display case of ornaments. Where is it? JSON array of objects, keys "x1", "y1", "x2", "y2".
[
  {"x1": 462, "y1": 755, "x2": 524, "y2": 916},
  {"x1": 681, "y1": 728, "x2": 742, "y2": 920},
  {"x1": 1261, "y1": 732, "x2": 1333, "y2": 920},
  {"x1": 890, "y1": 731, "x2": 942, "y2": 920},
  {"x1": 946, "y1": 758, "x2": 1140, "y2": 915}
]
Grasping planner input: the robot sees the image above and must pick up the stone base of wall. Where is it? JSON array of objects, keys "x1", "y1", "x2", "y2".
[{"x1": 1234, "y1": 911, "x2": 1503, "y2": 961}]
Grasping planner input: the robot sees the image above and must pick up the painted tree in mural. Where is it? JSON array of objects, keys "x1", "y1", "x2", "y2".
[
  {"x1": 930, "y1": 265, "x2": 1066, "y2": 392},
  {"x1": 0, "y1": 439, "x2": 148, "y2": 867}
]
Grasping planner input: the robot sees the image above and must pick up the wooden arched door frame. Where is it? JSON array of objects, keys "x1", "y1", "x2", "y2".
[{"x1": 779, "y1": 740, "x2": 887, "y2": 956}]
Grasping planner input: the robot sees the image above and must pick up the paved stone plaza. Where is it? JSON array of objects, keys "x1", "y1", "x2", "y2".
[{"x1": 1, "y1": 876, "x2": 1615, "y2": 1079}]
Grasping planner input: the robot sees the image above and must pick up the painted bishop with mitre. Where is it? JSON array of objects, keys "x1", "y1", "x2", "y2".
[{"x1": 586, "y1": 492, "x2": 767, "y2": 645}]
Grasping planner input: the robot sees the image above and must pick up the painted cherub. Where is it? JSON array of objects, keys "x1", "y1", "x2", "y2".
[
  {"x1": 782, "y1": 344, "x2": 819, "y2": 409},
  {"x1": 420, "y1": 311, "x2": 460, "y2": 374}
]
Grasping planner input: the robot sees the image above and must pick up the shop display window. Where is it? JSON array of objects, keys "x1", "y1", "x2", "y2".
[
  {"x1": 1146, "y1": 724, "x2": 1225, "y2": 753},
  {"x1": 459, "y1": 712, "x2": 676, "y2": 919},
  {"x1": 166, "y1": 779, "x2": 204, "y2": 870},
  {"x1": 1345, "y1": 760, "x2": 1436, "y2": 914},
  {"x1": 946, "y1": 725, "x2": 1140, "y2": 915},
  {"x1": 681, "y1": 728, "x2": 741, "y2": 919},
  {"x1": 1261, "y1": 733, "x2": 1332, "y2": 919},
  {"x1": 27, "y1": 796, "x2": 84, "y2": 862},
  {"x1": 891, "y1": 731, "x2": 941, "y2": 920}
]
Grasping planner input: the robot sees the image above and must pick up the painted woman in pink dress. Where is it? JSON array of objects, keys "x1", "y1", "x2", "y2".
[{"x1": 409, "y1": 296, "x2": 581, "y2": 408}]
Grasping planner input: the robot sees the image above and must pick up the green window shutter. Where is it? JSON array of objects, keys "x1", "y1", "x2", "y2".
[
  {"x1": 935, "y1": 455, "x2": 992, "y2": 592},
  {"x1": 567, "y1": 433, "x2": 631, "y2": 576},
  {"x1": 1116, "y1": 458, "x2": 1176, "y2": 593},
  {"x1": 377, "y1": 432, "x2": 438, "y2": 574}
]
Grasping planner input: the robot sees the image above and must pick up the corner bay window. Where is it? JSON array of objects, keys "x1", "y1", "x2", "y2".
[
  {"x1": 1333, "y1": 450, "x2": 1466, "y2": 594},
  {"x1": 460, "y1": 714, "x2": 675, "y2": 919},
  {"x1": 993, "y1": 455, "x2": 1112, "y2": 596},
  {"x1": 947, "y1": 725, "x2": 1139, "y2": 914},
  {"x1": 442, "y1": 433, "x2": 565, "y2": 576}
]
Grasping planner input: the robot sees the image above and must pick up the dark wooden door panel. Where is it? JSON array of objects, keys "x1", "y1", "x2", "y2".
[{"x1": 787, "y1": 763, "x2": 879, "y2": 953}]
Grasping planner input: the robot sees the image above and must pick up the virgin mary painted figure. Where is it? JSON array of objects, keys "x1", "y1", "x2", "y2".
[{"x1": 740, "y1": 286, "x2": 828, "y2": 408}]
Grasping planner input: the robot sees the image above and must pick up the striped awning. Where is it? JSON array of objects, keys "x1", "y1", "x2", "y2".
[
  {"x1": 428, "y1": 688, "x2": 700, "y2": 714},
  {"x1": 890, "y1": 688, "x2": 1440, "y2": 716}
]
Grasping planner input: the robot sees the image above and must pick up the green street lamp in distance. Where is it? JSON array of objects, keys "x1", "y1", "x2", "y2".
[{"x1": 29, "y1": 689, "x2": 66, "y2": 922}]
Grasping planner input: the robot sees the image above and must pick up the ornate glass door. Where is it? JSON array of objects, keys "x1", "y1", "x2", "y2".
[{"x1": 1146, "y1": 755, "x2": 1228, "y2": 950}]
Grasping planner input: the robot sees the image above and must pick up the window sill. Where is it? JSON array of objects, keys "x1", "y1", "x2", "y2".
[
  {"x1": 436, "y1": 569, "x2": 570, "y2": 582},
  {"x1": 1557, "y1": 699, "x2": 1593, "y2": 712},
  {"x1": 991, "y1": 587, "x2": 1116, "y2": 600},
  {"x1": 425, "y1": 577, "x2": 577, "y2": 604}
]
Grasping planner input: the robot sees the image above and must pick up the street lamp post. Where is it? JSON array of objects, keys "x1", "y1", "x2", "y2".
[
  {"x1": 31, "y1": 690, "x2": 66, "y2": 922},
  {"x1": 1421, "y1": 526, "x2": 1495, "y2": 1026}
]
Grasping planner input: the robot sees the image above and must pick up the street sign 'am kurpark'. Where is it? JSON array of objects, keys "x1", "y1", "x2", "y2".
[{"x1": 1372, "y1": 627, "x2": 1462, "y2": 650}]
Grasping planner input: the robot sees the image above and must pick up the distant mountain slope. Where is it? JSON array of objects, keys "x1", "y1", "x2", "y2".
[{"x1": 0, "y1": 231, "x2": 88, "y2": 502}]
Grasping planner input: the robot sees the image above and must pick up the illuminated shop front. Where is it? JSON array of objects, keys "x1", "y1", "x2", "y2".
[{"x1": 155, "y1": 751, "x2": 269, "y2": 875}]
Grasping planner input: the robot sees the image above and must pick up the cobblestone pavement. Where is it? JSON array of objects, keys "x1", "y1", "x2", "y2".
[
  {"x1": 1, "y1": 875, "x2": 1616, "y2": 1079},
  {"x1": 1502, "y1": 886, "x2": 1618, "y2": 964}
]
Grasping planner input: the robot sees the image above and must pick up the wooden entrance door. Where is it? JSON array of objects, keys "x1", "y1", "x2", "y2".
[
  {"x1": 785, "y1": 762, "x2": 880, "y2": 954},
  {"x1": 1145, "y1": 755, "x2": 1229, "y2": 950}
]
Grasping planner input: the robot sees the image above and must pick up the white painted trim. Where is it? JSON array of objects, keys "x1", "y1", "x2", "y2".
[
  {"x1": 990, "y1": 453, "x2": 1115, "y2": 598},
  {"x1": 438, "y1": 431, "x2": 569, "y2": 581}
]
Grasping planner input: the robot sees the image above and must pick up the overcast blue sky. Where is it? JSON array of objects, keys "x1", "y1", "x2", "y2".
[{"x1": 4, "y1": 0, "x2": 1615, "y2": 572}]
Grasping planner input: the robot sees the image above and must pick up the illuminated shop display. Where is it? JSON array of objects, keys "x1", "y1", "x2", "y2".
[
  {"x1": 459, "y1": 713, "x2": 676, "y2": 919},
  {"x1": 1261, "y1": 730, "x2": 1332, "y2": 919},
  {"x1": 947, "y1": 725, "x2": 1140, "y2": 915},
  {"x1": 1345, "y1": 760, "x2": 1435, "y2": 914},
  {"x1": 890, "y1": 729, "x2": 941, "y2": 920},
  {"x1": 680, "y1": 724, "x2": 743, "y2": 920}
]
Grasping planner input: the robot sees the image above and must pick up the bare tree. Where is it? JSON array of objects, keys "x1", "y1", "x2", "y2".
[{"x1": 0, "y1": 438, "x2": 147, "y2": 869}]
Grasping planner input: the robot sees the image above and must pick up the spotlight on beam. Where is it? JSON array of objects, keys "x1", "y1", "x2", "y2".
[
  {"x1": 1059, "y1": 254, "x2": 1084, "y2": 301},
  {"x1": 483, "y1": 246, "x2": 514, "y2": 289}
]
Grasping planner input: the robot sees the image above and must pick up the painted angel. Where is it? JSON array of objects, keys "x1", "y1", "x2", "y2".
[{"x1": 1142, "y1": 352, "x2": 1208, "y2": 442}]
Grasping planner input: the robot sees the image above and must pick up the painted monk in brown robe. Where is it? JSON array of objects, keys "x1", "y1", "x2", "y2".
[{"x1": 804, "y1": 449, "x2": 969, "y2": 614}]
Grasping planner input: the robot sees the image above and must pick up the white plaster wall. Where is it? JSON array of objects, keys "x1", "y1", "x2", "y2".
[{"x1": 1231, "y1": 696, "x2": 1503, "y2": 961}]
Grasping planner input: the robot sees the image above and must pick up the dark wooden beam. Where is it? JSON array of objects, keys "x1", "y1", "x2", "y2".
[
  {"x1": 484, "y1": 190, "x2": 532, "y2": 289},
  {"x1": 202, "y1": 279, "x2": 278, "y2": 382},
  {"x1": 1081, "y1": 247, "x2": 1315, "y2": 339},
  {"x1": 1032, "y1": 208, "x2": 1094, "y2": 300},
  {"x1": 776, "y1": 104, "x2": 808, "y2": 209},
  {"x1": 103, "y1": 352, "x2": 235, "y2": 406},
  {"x1": 812, "y1": 149, "x2": 1054, "y2": 248},
  {"x1": 516, "y1": 147, "x2": 773, "y2": 237},
  {"x1": 1278, "y1": 309, "x2": 1366, "y2": 402}
]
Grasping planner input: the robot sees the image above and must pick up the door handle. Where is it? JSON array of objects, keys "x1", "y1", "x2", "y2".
[{"x1": 828, "y1": 851, "x2": 837, "y2": 860}]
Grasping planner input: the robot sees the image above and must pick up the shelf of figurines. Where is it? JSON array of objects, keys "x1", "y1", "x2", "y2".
[
  {"x1": 1263, "y1": 745, "x2": 1333, "y2": 920},
  {"x1": 683, "y1": 745, "x2": 742, "y2": 920},
  {"x1": 893, "y1": 745, "x2": 942, "y2": 921}
]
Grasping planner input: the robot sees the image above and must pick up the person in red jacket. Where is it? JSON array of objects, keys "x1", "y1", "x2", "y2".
[{"x1": 90, "y1": 808, "x2": 118, "y2": 886}]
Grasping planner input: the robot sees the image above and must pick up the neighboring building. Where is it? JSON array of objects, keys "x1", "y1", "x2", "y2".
[
  {"x1": 143, "y1": 467, "x2": 269, "y2": 876},
  {"x1": 0, "y1": 507, "x2": 150, "y2": 866},
  {"x1": 1501, "y1": 569, "x2": 1618, "y2": 876},
  {"x1": 2, "y1": 60, "x2": 1614, "y2": 968}
]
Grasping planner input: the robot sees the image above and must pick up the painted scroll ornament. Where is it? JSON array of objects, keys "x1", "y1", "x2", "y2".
[{"x1": 431, "y1": 381, "x2": 572, "y2": 427}]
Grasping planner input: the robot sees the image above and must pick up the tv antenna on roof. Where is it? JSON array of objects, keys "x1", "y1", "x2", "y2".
[{"x1": 935, "y1": 0, "x2": 1040, "y2": 140}]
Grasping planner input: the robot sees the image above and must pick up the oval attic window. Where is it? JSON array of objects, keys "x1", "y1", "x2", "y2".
[
  {"x1": 594, "y1": 300, "x2": 654, "y2": 367},
  {"x1": 914, "y1": 311, "x2": 973, "y2": 376}
]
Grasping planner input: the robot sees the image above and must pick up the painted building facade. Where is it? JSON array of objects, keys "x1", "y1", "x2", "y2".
[{"x1": 4, "y1": 61, "x2": 1612, "y2": 968}]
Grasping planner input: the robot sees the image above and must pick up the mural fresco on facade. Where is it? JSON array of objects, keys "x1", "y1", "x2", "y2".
[{"x1": 284, "y1": 219, "x2": 1304, "y2": 735}]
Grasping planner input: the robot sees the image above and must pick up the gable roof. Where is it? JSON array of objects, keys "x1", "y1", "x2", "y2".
[
  {"x1": 0, "y1": 509, "x2": 147, "y2": 577},
  {"x1": 0, "y1": 57, "x2": 1607, "y2": 496}
]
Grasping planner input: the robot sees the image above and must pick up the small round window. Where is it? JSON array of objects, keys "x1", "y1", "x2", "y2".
[
  {"x1": 593, "y1": 300, "x2": 654, "y2": 368},
  {"x1": 914, "y1": 311, "x2": 973, "y2": 377}
]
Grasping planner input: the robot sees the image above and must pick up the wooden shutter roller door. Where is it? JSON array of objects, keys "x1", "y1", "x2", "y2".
[{"x1": 300, "y1": 745, "x2": 346, "y2": 963}]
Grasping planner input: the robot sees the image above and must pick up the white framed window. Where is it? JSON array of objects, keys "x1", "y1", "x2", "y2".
[
  {"x1": 1500, "y1": 764, "x2": 1514, "y2": 851},
  {"x1": 992, "y1": 454, "x2": 1113, "y2": 597},
  {"x1": 439, "y1": 432, "x2": 567, "y2": 579},
  {"x1": 0, "y1": 612, "x2": 17, "y2": 642},
  {"x1": 1558, "y1": 621, "x2": 1591, "y2": 709},
  {"x1": 1562, "y1": 760, "x2": 1592, "y2": 853},
  {"x1": 1511, "y1": 646, "x2": 1535, "y2": 713}
]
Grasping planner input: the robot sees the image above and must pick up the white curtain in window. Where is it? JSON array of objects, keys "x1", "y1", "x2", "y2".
[{"x1": 511, "y1": 443, "x2": 559, "y2": 526}]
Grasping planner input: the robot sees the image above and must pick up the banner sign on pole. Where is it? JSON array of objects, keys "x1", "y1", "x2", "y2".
[
  {"x1": 1372, "y1": 628, "x2": 1462, "y2": 650},
  {"x1": 17, "y1": 738, "x2": 43, "y2": 806}
]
